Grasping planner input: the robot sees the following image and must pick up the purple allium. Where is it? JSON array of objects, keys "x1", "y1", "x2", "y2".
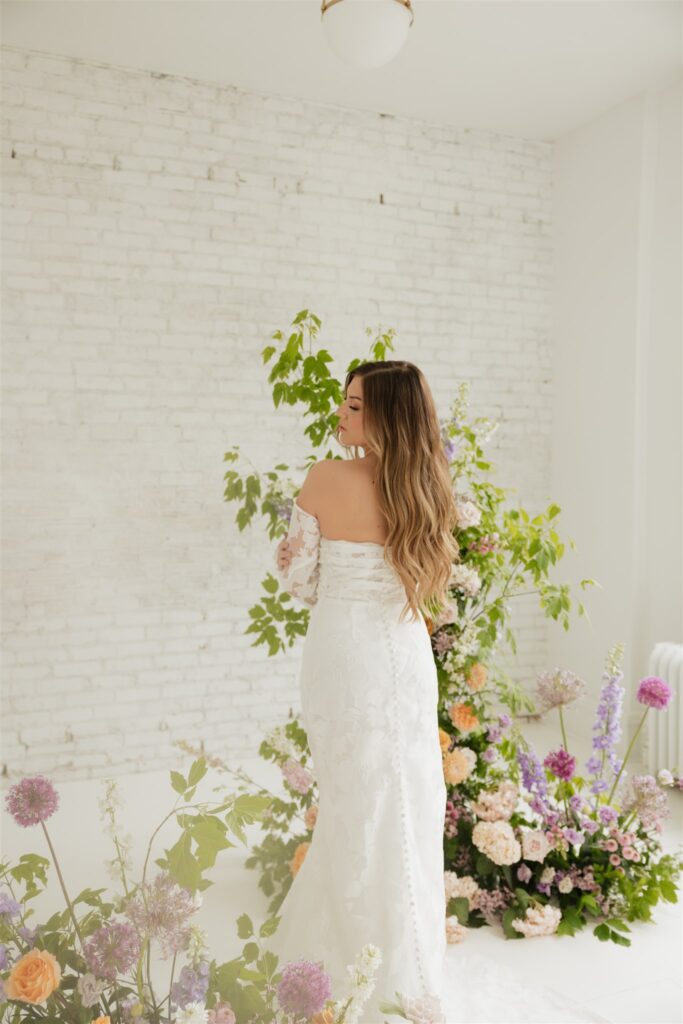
[
  {"x1": 0, "y1": 890, "x2": 22, "y2": 918},
  {"x1": 5, "y1": 775, "x2": 59, "y2": 827},
  {"x1": 170, "y1": 961, "x2": 210, "y2": 1010},
  {"x1": 543, "y1": 748, "x2": 576, "y2": 781},
  {"x1": 124, "y1": 872, "x2": 200, "y2": 960},
  {"x1": 535, "y1": 669, "x2": 586, "y2": 711},
  {"x1": 84, "y1": 920, "x2": 141, "y2": 982},
  {"x1": 276, "y1": 960, "x2": 332, "y2": 1019},
  {"x1": 636, "y1": 676, "x2": 672, "y2": 710},
  {"x1": 621, "y1": 774, "x2": 670, "y2": 831}
]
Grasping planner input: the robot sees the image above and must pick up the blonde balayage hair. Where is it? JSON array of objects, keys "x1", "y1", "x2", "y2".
[{"x1": 341, "y1": 360, "x2": 461, "y2": 624}]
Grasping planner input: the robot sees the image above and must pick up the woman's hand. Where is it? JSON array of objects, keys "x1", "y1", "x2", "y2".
[{"x1": 276, "y1": 538, "x2": 292, "y2": 571}]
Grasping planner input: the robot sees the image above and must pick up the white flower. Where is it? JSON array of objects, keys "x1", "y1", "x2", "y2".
[
  {"x1": 263, "y1": 724, "x2": 299, "y2": 759},
  {"x1": 511, "y1": 902, "x2": 561, "y2": 937},
  {"x1": 455, "y1": 498, "x2": 482, "y2": 529},
  {"x1": 445, "y1": 916, "x2": 468, "y2": 944},
  {"x1": 449, "y1": 564, "x2": 482, "y2": 597},
  {"x1": 444, "y1": 871, "x2": 479, "y2": 904},
  {"x1": 558, "y1": 876, "x2": 574, "y2": 894},
  {"x1": 539, "y1": 866, "x2": 556, "y2": 885},
  {"x1": 176, "y1": 1003, "x2": 208, "y2": 1024},
  {"x1": 76, "y1": 973, "x2": 106, "y2": 1008},
  {"x1": 657, "y1": 769, "x2": 674, "y2": 787},
  {"x1": 400, "y1": 992, "x2": 447, "y2": 1024},
  {"x1": 521, "y1": 829, "x2": 552, "y2": 863}
]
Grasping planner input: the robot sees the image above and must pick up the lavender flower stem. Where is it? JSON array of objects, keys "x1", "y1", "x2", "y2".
[
  {"x1": 606, "y1": 707, "x2": 649, "y2": 805},
  {"x1": 39, "y1": 821, "x2": 86, "y2": 953}
]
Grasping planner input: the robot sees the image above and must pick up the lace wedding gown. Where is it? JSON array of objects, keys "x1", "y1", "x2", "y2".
[{"x1": 266, "y1": 500, "x2": 611, "y2": 1024}]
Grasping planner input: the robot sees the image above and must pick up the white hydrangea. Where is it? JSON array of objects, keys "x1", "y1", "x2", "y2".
[
  {"x1": 449, "y1": 564, "x2": 482, "y2": 596},
  {"x1": 176, "y1": 1004, "x2": 208, "y2": 1024}
]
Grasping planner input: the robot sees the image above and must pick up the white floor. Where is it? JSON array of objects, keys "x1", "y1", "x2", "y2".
[{"x1": 1, "y1": 722, "x2": 682, "y2": 1024}]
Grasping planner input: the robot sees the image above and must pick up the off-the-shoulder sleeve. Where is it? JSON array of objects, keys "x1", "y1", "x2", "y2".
[{"x1": 275, "y1": 499, "x2": 321, "y2": 607}]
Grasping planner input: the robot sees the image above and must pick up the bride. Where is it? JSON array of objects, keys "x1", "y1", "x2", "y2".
[{"x1": 266, "y1": 360, "x2": 609, "y2": 1024}]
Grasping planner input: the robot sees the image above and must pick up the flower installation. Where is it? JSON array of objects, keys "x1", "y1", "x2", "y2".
[{"x1": 0, "y1": 762, "x2": 445, "y2": 1024}]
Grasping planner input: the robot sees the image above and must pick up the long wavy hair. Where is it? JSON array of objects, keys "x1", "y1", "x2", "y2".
[{"x1": 338, "y1": 360, "x2": 461, "y2": 624}]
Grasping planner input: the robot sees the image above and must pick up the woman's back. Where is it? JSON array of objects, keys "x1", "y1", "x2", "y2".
[{"x1": 315, "y1": 457, "x2": 388, "y2": 546}]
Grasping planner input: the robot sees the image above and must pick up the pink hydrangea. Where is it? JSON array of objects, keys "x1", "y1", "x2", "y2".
[{"x1": 636, "y1": 676, "x2": 672, "y2": 710}]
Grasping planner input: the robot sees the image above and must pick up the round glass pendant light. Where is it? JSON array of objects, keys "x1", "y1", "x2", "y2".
[{"x1": 321, "y1": 0, "x2": 415, "y2": 69}]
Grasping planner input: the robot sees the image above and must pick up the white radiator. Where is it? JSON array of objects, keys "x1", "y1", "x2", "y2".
[{"x1": 645, "y1": 642, "x2": 683, "y2": 775}]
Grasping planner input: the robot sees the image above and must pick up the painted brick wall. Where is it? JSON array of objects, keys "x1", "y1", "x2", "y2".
[{"x1": 1, "y1": 46, "x2": 554, "y2": 781}]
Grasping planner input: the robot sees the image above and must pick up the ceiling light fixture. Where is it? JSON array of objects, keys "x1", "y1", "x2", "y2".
[{"x1": 321, "y1": 0, "x2": 415, "y2": 69}]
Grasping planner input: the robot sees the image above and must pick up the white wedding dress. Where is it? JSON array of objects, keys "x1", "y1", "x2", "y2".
[{"x1": 266, "y1": 500, "x2": 611, "y2": 1024}]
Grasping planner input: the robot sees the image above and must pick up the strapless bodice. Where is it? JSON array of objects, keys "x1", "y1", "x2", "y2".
[{"x1": 316, "y1": 537, "x2": 408, "y2": 605}]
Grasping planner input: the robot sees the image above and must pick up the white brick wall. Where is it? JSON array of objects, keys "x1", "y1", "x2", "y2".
[{"x1": 1, "y1": 46, "x2": 555, "y2": 781}]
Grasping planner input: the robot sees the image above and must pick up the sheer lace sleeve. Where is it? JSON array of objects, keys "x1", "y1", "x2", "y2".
[{"x1": 276, "y1": 499, "x2": 321, "y2": 607}]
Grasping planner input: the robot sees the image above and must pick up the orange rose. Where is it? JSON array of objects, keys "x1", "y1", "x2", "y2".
[
  {"x1": 290, "y1": 841, "x2": 310, "y2": 877},
  {"x1": 448, "y1": 702, "x2": 480, "y2": 733},
  {"x1": 438, "y1": 728, "x2": 452, "y2": 753},
  {"x1": 466, "y1": 662, "x2": 487, "y2": 691},
  {"x1": 4, "y1": 948, "x2": 61, "y2": 1004},
  {"x1": 93, "y1": 1018, "x2": 111, "y2": 1024}
]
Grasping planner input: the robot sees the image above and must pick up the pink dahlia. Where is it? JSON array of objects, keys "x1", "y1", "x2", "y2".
[
  {"x1": 5, "y1": 775, "x2": 59, "y2": 827},
  {"x1": 636, "y1": 676, "x2": 672, "y2": 710},
  {"x1": 276, "y1": 959, "x2": 331, "y2": 1019},
  {"x1": 543, "y1": 748, "x2": 576, "y2": 781}
]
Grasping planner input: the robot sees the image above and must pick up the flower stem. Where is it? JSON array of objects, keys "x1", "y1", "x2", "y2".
[
  {"x1": 558, "y1": 706, "x2": 569, "y2": 754},
  {"x1": 39, "y1": 821, "x2": 86, "y2": 954},
  {"x1": 606, "y1": 707, "x2": 649, "y2": 805}
]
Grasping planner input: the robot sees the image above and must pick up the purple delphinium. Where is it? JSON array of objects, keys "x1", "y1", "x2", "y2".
[
  {"x1": 585, "y1": 668, "x2": 624, "y2": 803},
  {"x1": 170, "y1": 961, "x2": 210, "y2": 1010},
  {"x1": 84, "y1": 920, "x2": 141, "y2": 982},
  {"x1": 517, "y1": 744, "x2": 553, "y2": 818},
  {"x1": 543, "y1": 748, "x2": 576, "y2": 781},
  {"x1": 0, "y1": 890, "x2": 22, "y2": 918},
  {"x1": 498, "y1": 713, "x2": 512, "y2": 729},
  {"x1": 5, "y1": 775, "x2": 59, "y2": 827},
  {"x1": 276, "y1": 960, "x2": 332, "y2": 1019},
  {"x1": 636, "y1": 677, "x2": 672, "y2": 710}
]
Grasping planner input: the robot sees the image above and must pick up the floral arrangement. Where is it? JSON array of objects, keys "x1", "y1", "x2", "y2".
[
  {"x1": 0, "y1": 759, "x2": 446, "y2": 1024},
  {"x1": 436, "y1": 642, "x2": 682, "y2": 945}
]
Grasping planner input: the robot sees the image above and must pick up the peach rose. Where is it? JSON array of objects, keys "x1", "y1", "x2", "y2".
[
  {"x1": 311, "y1": 1009, "x2": 335, "y2": 1024},
  {"x1": 290, "y1": 841, "x2": 310, "y2": 877},
  {"x1": 438, "y1": 728, "x2": 452, "y2": 753},
  {"x1": 443, "y1": 746, "x2": 477, "y2": 786},
  {"x1": 93, "y1": 1018, "x2": 111, "y2": 1024},
  {"x1": 448, "y1": 702, "x2": 480, "y2": 733},
  {"x1": 4, "y1": 948, "x2": 62, "y2": 1005},
  {"x1": 466, "y1": 662, "x2": 487, "y2": 691},
  {"x1": 304, "y1": 804, "x2": 319, "y2": 830}
]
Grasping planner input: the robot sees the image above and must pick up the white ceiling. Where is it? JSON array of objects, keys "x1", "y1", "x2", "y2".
[{"x1": 2, "y1": 0, "x2": 681, "y2": 141}]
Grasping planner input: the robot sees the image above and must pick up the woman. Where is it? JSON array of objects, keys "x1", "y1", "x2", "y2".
[{"x1": 268, "y1": 360, "x2": 608, "y2": 1024}]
